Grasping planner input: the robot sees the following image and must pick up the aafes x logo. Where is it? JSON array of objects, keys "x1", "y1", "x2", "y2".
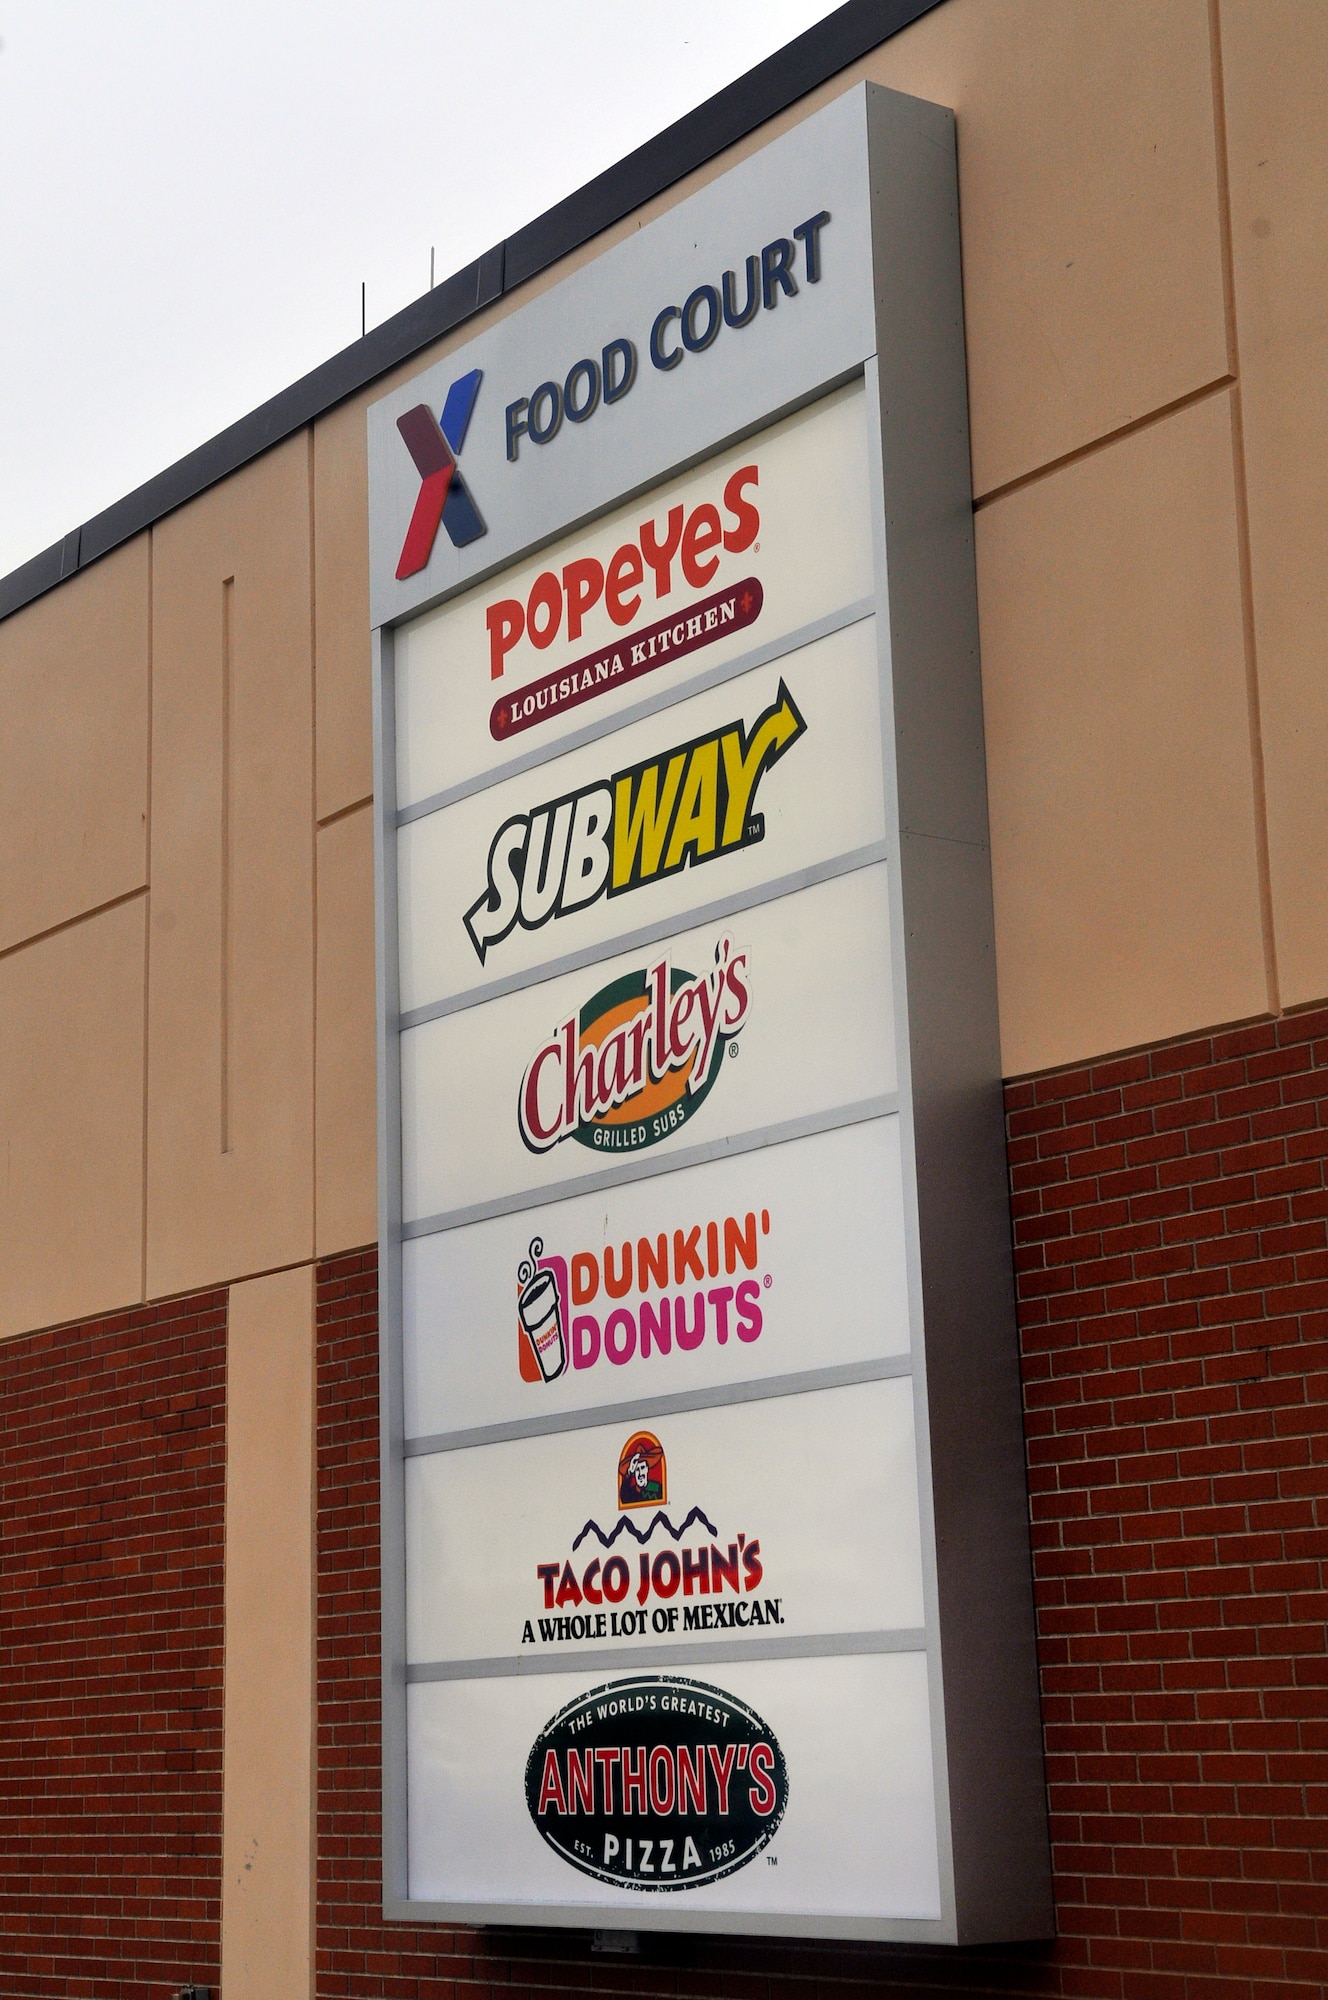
[{"x1": 394, "y1": 367, "x2": 487, "y2": 579}]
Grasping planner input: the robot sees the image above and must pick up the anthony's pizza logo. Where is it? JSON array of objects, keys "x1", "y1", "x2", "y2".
[
  {"x1": 522, "y1": 1435, "x2": 789, "y2": 1887},
  {"x1": 525, "y1": 1675, "x2": 789, "y2": 1891},
  {"x1": 465, "y1": 682, "x2": 804, "y2": 964},
  {"x1": 517, "y1": 937, "x2": 749, "y2": 1156}
]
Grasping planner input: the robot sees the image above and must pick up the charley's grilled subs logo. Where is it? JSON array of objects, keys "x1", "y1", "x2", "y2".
[
  {"x1": 518, "y1": 938, "x2": 749, "y2": 1156},
  {"x1": 464, "y1": 682, "x2": 805, "y2": 965}
]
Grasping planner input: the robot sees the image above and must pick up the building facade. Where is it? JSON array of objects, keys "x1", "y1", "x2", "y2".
[{"x1": 0, "y1": 1, "x2": 1325, "y2": 1995}]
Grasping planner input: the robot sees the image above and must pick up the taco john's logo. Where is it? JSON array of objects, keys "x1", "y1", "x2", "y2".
[
  {"x1": 465, "y1": 681, "x2": 804, "y2": 965},
  {"x1": 517, "y1": 937, "x2": 749, "y2": 1157},
  {"x1": 522, "y1": 1428, "x2": 780, "y2": 1654},
  {"x1": 525, "y1": 1675, "x2": 788, "y2": 1891},
  {"x1": 618, "y1": 1429, "x2": 666, "y2": 1507}
]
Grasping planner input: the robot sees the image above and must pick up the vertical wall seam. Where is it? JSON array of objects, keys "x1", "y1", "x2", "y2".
[
  {"x1": 221, "y1": 575, "x2": 236, "y2": 1147},
  {"x1": 1209, "y1": 0, "x2": 1280, "y2": 1017},
  {"x1": 306, "y1": 425, "x2": 319, "y2": 1984},
  {"x1": 141, "y1": 530, "x2": 155, "y2": 1302},
  {"x1": 309, "y1": 425, "x2": 319, "y2": 1268}
]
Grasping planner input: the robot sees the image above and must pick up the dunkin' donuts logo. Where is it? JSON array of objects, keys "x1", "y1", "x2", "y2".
[
  {"x1": 465, "y1": 683, "x2": 804, "y2": 964},
  {"x1": 517, "y1": 938, "x2": 749, "y2": 1156},
  {"x1": 516, "y1": 1237, "x2": 566, "y2": 1383},
  {"x1": 517, "y1": 1202, "x2": 770, "y2": 1386},
  {"x1": 525, "y1": 1675, "x2": 788, "y2": 1890}
]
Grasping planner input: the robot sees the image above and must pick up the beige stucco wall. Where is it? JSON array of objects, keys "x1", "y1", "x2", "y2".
[
  {"x1": 222, "y1": 1264, "x2": 316, "y2": 2000},
  {"x1": 5, "y1": 0, "x2": 1320, "y2": 1335},
  {"x1": 2, "y1": 7, "x2": 1326, "y2": 1942}
]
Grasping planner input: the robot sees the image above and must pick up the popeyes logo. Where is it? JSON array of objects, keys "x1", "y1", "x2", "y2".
[
  {"x1": 484, "y1": 468, "x2": 762, "y2": 739},
  {"x1": 517, "y1": 937, "x2": 749, "y2": 1158}
]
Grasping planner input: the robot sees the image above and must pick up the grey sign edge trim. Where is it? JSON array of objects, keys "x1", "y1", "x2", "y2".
[
  {"x1": 404, "y1": 1628, "x2": 928, "y2": 1682},
  {"x1": 395, "y1": 595, "x2": 877, "y2": 826},
  {"x1": 398, "y1": 839, "x2": 891, "y2": 1031},
  {"x1": 383, "y1": 1899, "x2": 954, "y2": 1945},
  {"x1": 400, "y1": 1093, "x2": 899, "y2": 1241},
  {"x1": 0, "y1": 0, "x2": 944, "y2": 627},
  {"x1": 374, "y1": 622, "x2": 412, "y2": 1909},
  {"x1": 860, "y1": 87, "x2": 1053, "y2": 1936},
  {"x1": 403, "y1": 1352, "x2": 914, "y2": 1459}
]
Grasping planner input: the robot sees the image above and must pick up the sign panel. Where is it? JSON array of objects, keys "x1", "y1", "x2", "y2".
[
  {"x1": 400, "y1": 864, "x2": 895, "y2": 1225},
  {"x1": 402, "y1": 1116, "x2": 908, "y2": 1438},
  {"x1": 405, "y1": 1379, "x2": 924, "y2": 1665},
  {"x1": 371, "y1": 81, "x2": 1051, "y2": 1945},
  {"x1": 406, "y1": 1654, "x2": 942, "y2": 1918}
]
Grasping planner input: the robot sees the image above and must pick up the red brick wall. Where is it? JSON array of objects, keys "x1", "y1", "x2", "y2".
[
  {"x1": 315, "y1": 1006, "x2": 1328, "y2": 2000},
  {"x1": 1008, "y1": 1008, "x2": 1328, "y2": 1997},
  {"x1": 0, "y1": 1289, "x2": 226, "y2": 2000}
]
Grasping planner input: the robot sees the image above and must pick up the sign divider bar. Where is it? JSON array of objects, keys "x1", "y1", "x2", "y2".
[
  {"x1": 395, "y1": 596, "x2": 878, "y2": 825},
  {"x1": 404, "y1": 1629, "x2": 929, "y2": 1683},
  {"x1": 400, "y1": 1094, "x2": 900, "y2": 1239},
  {"x1": 402, "y1": 1354, "x2": 913, "y2": 1459}
]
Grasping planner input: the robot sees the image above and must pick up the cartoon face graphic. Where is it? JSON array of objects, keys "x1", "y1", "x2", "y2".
[{"x1": 617, "y1": 1430, "x2": 666, "y2": 1509}]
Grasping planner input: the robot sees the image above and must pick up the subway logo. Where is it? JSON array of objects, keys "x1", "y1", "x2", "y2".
[{"x1": 465, "y1": 680, "x2": 806, "y2": 964}]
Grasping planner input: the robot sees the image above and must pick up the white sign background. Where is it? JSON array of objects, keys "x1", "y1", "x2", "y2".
[
  {"x1": 400, "y1": 862, "x2": 896, "y2": 1226},
  {"x1": 405, "y1": 1378, "x2": 925, "y2": 1665},
  {"x1": 402, "y1": 1115, "x2": 908, "y2": 1439},
  {"x1": 406, "y1": 1653, "x2": 942, "y2": 1920}
]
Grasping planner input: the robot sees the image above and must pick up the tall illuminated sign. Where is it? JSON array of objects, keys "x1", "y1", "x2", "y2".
[{"x1": 368, "y1": 84, "x2": 1052, "y2": 1942}]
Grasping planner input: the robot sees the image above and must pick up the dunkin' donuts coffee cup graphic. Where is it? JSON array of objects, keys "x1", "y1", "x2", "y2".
[{"x1": 518, "y1": 1239, "x2": 566, "y2": 1382}]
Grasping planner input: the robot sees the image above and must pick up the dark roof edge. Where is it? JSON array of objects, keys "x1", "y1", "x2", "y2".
[{"x1": 0, "y1": 0, "x2": 938, "y2": 625}]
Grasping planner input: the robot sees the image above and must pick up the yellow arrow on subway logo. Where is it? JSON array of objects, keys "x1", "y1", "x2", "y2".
[{"x1": 610, "y1": 680, "x2": 807, "y2": 894}]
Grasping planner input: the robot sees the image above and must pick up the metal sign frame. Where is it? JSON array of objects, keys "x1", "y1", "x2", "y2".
[{"x1": 369, "y1": 82, "x2": 1051, "y2": 1944}]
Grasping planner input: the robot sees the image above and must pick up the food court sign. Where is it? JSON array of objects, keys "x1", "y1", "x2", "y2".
[{"x1": 369, "y1": 83, "x2": 1052, "y2": 1943}]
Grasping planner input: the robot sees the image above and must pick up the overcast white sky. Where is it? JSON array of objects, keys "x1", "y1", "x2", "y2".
[{"x1": 0, "y1": 0, "x2": 845, "y2": 581}]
